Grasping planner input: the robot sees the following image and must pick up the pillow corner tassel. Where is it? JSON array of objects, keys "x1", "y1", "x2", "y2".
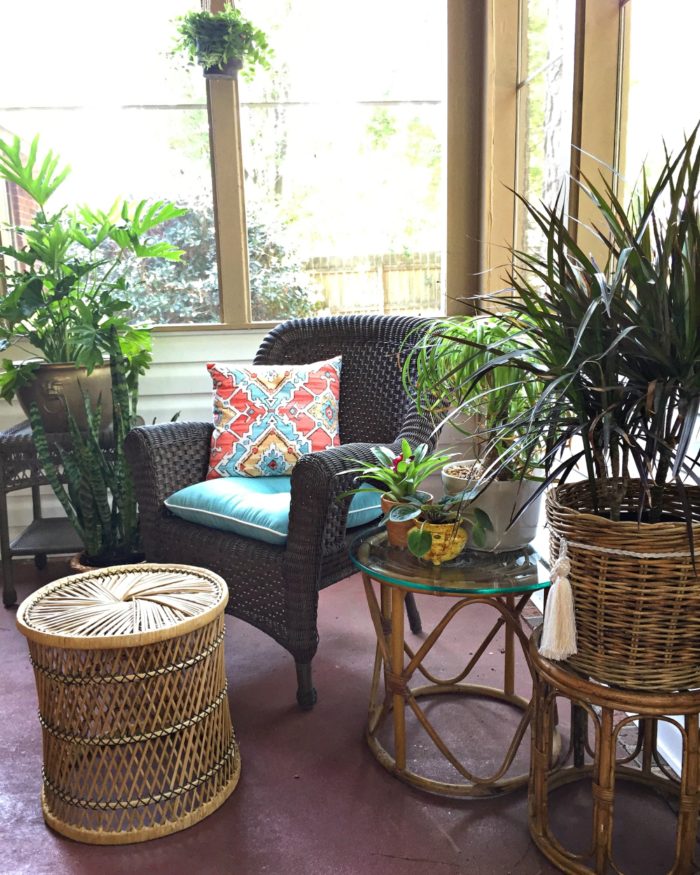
[{"x1": 539, "y1": 538, "x2": 577, "y2": 661}]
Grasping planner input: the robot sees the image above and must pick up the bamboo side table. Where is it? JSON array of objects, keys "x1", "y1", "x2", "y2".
[
  {"x1": 349, "y1": 529, "x2": 551, "y2": 798},
  {"x1": 16, "y1": 563, "x2": 240, "y2": 845},
  {"x1": 529, "y1": 632, "x2": 700, "y2": 874}
]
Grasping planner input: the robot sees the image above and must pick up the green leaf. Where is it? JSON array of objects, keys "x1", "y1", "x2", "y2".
[{"x1": 407, "y1": 527, "x2": 432, "y2": 558}]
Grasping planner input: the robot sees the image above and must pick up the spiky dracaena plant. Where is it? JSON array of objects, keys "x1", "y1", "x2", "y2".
[
  {"x1": 429, "y1": 127, "x2": 700, "y2": 523},
  {"x1": 29, "y1": 332, "x2": 140, "y2": 564}
]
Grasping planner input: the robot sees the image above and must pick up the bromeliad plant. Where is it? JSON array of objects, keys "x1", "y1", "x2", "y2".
[
  {"x1": 340, "y1": 439, "x2": 452, "y2": 502},
  {"x1": 174, "y1": 2, "x2": 271, "y2": 79},
  {"x1": 389, "y1": 493, "x2": 492, "y2": 558},
  {"x1": 0, "y1": 134, "x2": 186, "y2": 403},
  {"x1": 449, "y1": 126, "x2": 700, "y2": 523}
]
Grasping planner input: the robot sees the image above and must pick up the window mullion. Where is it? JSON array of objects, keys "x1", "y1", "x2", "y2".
[{"x1": 207, "y1": 78, "x2": 250, "y2": 328}]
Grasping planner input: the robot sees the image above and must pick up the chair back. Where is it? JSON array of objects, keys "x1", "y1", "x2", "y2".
[{"x1": 254, "y1": 315, "x2": 428, "y2": 444}]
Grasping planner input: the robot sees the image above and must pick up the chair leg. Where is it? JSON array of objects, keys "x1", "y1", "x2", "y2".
[
  {"x1": 295, "y1": 661, "x2": 318, "y2": 711},
  {"x1": 405, "y1": 592, "x2": 422, "y2": 634}
]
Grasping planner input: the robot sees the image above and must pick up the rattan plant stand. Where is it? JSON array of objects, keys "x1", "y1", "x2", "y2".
[
  {"x1": 16, "y1": 563, "x2": 240, "y2": 845},
  {"x1": 529, "y1": 631, "x2": 700, "y2": 874},
  {"x1": 350, "y1": 529, "x2": 552, "y2": 798}
]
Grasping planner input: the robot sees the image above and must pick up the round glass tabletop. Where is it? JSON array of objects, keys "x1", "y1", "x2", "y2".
[{"x1": 349, "y1": 527, "x2": 551, "y2": 596}]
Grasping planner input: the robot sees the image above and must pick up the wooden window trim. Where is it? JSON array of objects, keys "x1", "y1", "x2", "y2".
[{"x1": 478, "y1": 0, "x2": 625, "y2": 303}]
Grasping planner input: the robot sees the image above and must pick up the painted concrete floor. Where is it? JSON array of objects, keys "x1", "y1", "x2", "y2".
[{"x1": 0, "y1": 559, "x2": 692, "y2": 875}]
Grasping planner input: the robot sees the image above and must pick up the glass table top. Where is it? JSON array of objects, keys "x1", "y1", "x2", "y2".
[{"x1": 349, "y1": 528, "x2": 551, "y2": 596}]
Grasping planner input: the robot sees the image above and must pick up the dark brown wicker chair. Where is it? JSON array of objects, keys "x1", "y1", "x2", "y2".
[{"x1": 124, "y1": 315, "x2": 435, "y2": 709}]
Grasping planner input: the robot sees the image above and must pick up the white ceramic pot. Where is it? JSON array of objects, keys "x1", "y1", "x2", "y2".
[{"x1": 441, "y1": 462, "x2": 542, "y2": 551}]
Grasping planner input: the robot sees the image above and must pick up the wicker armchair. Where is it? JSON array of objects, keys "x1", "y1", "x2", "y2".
[{"x1": 124, "y1": 315, "x2": 435, "y2": 709}]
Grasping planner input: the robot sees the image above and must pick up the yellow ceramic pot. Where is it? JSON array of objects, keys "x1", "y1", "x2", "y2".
[{"x1": 413, "y1": 522, "x2": 467, "y2": 566}]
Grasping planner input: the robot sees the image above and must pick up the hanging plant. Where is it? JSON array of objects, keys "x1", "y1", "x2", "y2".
[{"x1": 174, "y1": 2, "x2": 271, "y2": 80}]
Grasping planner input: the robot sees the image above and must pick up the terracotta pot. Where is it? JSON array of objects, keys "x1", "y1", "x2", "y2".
[
  {"x1": 442, "y1": 461, "x2": 543, "y2": 551},
  {"x1": 380, "y1": 492, "x2": 432, "y2": 549},
  {"x1": 410, "y1": 522, "x2": 467, "y2": 566},
  {"x1": 17, "y1": 360, "x2": 113, "y2": 434}
]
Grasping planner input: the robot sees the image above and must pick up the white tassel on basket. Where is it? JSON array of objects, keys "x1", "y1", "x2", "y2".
[{"x1": 539, "y1": 539, "x2": 577, "y2": 661}]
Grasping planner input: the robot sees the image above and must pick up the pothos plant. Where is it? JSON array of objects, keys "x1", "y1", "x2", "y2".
[
  {"x1": 174, "y1": 2, "x2": 271, "y2": 79},
  {"x1": 0, "y1": 134, "x2": 186, "y2": 404}
]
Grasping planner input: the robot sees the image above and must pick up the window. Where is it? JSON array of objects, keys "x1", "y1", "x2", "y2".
[
  {"x1": 482, "y1": 0, "x2": 624, "y2": 293},
  {"x1": 0, "y1": 0, "x2": 218, "y2": 326},
  {"x1": 0, "y1": 0, "x2": 449, "y2": 328},
  {"x1": 235, "y1": 0, "x2": 447, "y2": 323},
  {"x1": 620, "y1": 0, "x2": 700, "y2": 202},
  {"x1": 514, "y1": 0, "x2": 576, "y2": 258}
]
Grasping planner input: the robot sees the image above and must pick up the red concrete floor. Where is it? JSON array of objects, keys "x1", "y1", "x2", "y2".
[{"x1": 0, "y1": 560, "x2": 691, "y2": 875}]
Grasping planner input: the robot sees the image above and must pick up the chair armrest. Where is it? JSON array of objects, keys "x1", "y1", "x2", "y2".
[
  {"x1": 287, "y1": 405, "x2": 436, "y2": 559},
  {"x1": 125, "y1": 421, "x2": 213, "y2": 522}
]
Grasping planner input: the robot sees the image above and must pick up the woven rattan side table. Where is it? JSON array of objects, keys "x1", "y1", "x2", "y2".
[
  {"x1": 16, "y1": 563, "x2": 240, "y2": 845},
  {"x1": 528, "y1": 631, "x2": 700, "y2": 874},
  {"x1": 350, "y1": 528, "x2": 552, "y2": 798}
]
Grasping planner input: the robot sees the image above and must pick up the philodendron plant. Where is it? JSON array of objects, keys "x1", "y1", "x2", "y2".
[{"x1": 0, "y1": 134, "x2": 186, "y2": 404}]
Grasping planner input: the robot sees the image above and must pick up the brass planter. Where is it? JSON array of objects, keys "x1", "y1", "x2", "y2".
[{"x1": 16, "y1": 361, "x2": 112, "y2": 434}]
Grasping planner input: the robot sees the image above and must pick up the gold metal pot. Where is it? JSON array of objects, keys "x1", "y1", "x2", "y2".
[{"x1": 16, "y1": 361, "x2": 112, "y2": 434}]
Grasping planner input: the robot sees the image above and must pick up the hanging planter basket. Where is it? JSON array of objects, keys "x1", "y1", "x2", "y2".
[
  {"x1": 546, "y1": 480, "x2": 700, "y2": 692},
  {"x1": 203, "y1": 58, "x2": 243, "y2": 79}
]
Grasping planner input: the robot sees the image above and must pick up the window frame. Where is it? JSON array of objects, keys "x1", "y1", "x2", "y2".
[
  {"x1": 178, "y1": 0, "x2": 475, "y2": 331},
  {"x1": 478, "y1": 0, "x2": 626, "y2": 302}
]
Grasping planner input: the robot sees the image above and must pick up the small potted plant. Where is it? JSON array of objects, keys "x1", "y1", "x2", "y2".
[
  {"x1": 340, "y1": 440, "x2": 452, "y2": 547},
  {"x1": 389, "y1": 493, "x2": 492, "y2": 565},
  {"x1": 174, "y1": 2, "x2": 271, "y2": 80}
]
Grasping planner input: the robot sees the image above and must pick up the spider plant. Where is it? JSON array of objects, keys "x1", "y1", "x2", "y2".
[
  {"x1": 404, "y1": 315, "x2": 546, "y2": 481},
  {"x1": 449, "y1": 125, "x2": 700, "y2": 523}
]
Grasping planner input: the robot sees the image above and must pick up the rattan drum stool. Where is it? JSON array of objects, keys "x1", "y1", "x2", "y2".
[
  {"x1": 528, "y1": 631, "x2": 700, "y2": 874},
  {"x1": 16, "y1": 563, "x2": 240, "y2": 845}
]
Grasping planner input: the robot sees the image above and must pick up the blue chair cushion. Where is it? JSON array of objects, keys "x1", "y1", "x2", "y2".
[{"x1": 164, "y1": 477, "x2": 382, "y2": 546}]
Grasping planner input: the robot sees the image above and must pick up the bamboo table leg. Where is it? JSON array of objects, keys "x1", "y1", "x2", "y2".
[
  {"x1": 529, "y1": 635, "x2": 700, "y2": 874},
  {"x1": 363, "y1": 580, "x2": 549, "y2": 798}
]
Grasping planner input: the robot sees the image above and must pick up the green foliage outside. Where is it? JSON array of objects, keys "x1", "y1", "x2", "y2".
[{"x1": 120, "y1": 196, "x2": 321, "y2": 324}]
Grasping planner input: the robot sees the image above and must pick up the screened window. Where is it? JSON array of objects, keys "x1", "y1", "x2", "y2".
[
  {"x1": 236, "y1": 0, "x2": 446, "y2": 322},
  {"x1": 514, "y1": 0, "x2": 576, "y2": 258},
  {"x1": 621, "y1": 0, "x2": 700, "y2": 202},
  {"x1": 0, "y1": 0, "x2": 218, "y2": 326}
]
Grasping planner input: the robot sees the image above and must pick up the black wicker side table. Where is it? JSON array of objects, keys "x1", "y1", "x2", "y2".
[{"x1": 0, "y1": 422, "x2": 83, "y2": 606}]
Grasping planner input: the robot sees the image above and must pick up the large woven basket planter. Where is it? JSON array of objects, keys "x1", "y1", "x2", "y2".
[
  {"x1": 16, "y1": 563, "x2": 240, "y2": 844},
  {"x1": 547, "y1": 480, "x2": 700, "y2": 692}
]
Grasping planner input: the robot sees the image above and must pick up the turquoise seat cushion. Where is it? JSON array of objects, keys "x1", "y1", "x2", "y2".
[{"x1": 164, "y1": 476, "x2": 382, "y2": 546}]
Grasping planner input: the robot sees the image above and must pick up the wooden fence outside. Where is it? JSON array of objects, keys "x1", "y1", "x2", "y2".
[{"x1": 303, "y1": 252, "x2": 442, "y2": 315}]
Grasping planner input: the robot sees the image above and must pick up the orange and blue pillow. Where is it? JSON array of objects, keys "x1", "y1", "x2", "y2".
[{"x1": 207, "y1": 357, "x2": 342, "y2": 478}]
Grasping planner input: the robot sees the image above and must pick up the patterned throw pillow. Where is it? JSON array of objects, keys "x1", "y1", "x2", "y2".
[{"x1": 207, "y1": 357, "x2": 342, "y2": 478}]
